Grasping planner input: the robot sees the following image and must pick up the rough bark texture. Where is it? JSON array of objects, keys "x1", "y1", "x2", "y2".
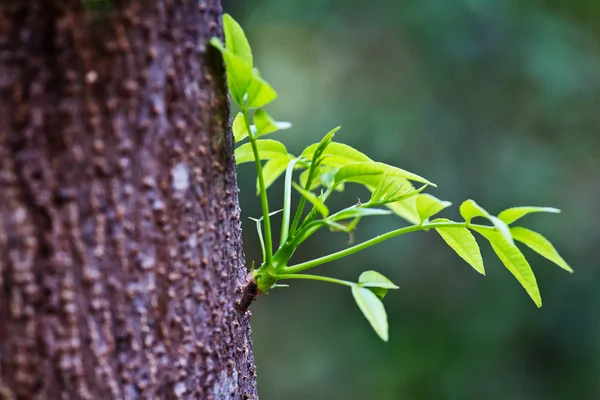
[{"x1": 0, "y1": 0, "x2": 257, "y2": 398}]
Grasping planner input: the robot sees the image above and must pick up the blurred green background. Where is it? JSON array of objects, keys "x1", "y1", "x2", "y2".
[{"x1": 223, "y1": 1, "x2": 599, "y2": 399}]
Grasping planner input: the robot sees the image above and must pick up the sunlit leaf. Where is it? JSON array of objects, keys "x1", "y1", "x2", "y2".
[
  {"x1": 510, "y1": 227, "x2": 573, "y2": 273},
  {"x1": 358, "y1": 270, "x2": 399, "y2": 300},
  {"x1": 292, "y1": 183, "x2": 329, "y2": 218},
  {"x1": 474, "y1": 229, "x2": 542, "y2": 307},
  {"x1": 246, "y1": 68, "x2": 278, "y2": 109},
  {"x1": 331, "y1": 207, "x2": 392, "y2": 221},
  {"x1": 232, "y1": 112, "x2": 254, "y2": 142},
  {"x1": 223, "y1": 14, "x2": 253, "y2": 65},
  {"x1": 358, "y1": 271, "x2": 399, "y2": 289},
  {"x1": 334, "y1": 162, "x2": 435, "y2": 188},
  {"x1": 254, "y1": 109, "x2": 292, "y2": 137},
  {"x1": 260, "y1": 157, "x2": 291, "y2": 193},
  {"x1": 498, "y1": 207, "x2": 561, "y2": 225},
  {"x1": 352, "y1": 285, "x2": 389, "y2": 341},
  {"x1": 459, "y1": 200, "x2": 513, "y2": 244},
  {"x1": 234, "y1": 139, "x2": 288, "y2": 164},
  {"x1": 210, "y1": 38, "x2": 252, "y2": 106},
  {"x1": 416, "y1": 194, "x2": 452, "y2": 223},
  {"x1": 432, "y1": 218, "x2": 484, "y2": 275},
  {"x1": 301, "y1": 142, "x2": 371, "y2": 168}
]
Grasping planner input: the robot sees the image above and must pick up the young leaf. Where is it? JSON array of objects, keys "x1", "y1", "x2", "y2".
[
  {"x1": 474, "y1": 229, "x2": 542, "y2": 307},
  {"x1": 260, "y1": 157, "x2": 291, "y2": 193},
  {"x1": 301, "y1": 126, "x2": 341, "y2": 191},
  {"x1": 300, "y1": 142, "x2": 371, "y2": 168},
  {"x1": 330, "y1": 207, "x2": 392, "y2": 222},
  {"x1": 416, "y1": 194, "x2": 452, "y2": 224},
  {"x1": 459, "y1": 200, "x2": 513, "y2": 244},
  {"x1": 358, "y1": 271, "x2": 399, "y2": 289},
  {"x1": 254, "y1": 109, "x2": 292, "y2": 137},
  {"x1": 232, "y1": 112, "x2": 254, "y2": 142},
  {"x1": 292, "y1": 183, "x2": 329, "y2": 218},
  {"x1": 210, "y1": 37, "x2": 252, "y2": 106},
  {"x1": 459, "y1": 199, "x2": 490, "y2": 225},
  {"x1": 432, "y1": 218, "x2": 485, "y2": 275},
  {"x1": 334, "y1": 162, "x2": 435, "y2": 188},
  {"x1": 498, "y1": 207, "x2": 561, "y2": 225},
  {"x1": 358, "y1": 270, "x2": 399, "y2": 300},
  {"x1": 223, "y1": 14, "x2": 253, "y2": 65},
  {"x1": 510, "y1": 227, "x2": 573, "y2": 273},
  {"x1": 383, "y1": 194, "x2": 421, "y2": 225},
  {"x1": 352, "y1": 285, "x2": 389, "y2": 341},
  {"x1": 234, "y1": 139, "x2": 288, "y2": 164},
  {"x1": 299, "y1": 169, "x2": 322, "y2": 190},
  {"x1": 246, "y1": 68, "x2": 278, "y2": 109}
]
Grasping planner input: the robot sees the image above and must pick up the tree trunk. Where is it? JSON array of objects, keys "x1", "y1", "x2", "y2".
[{"x1": 0, "y1": 1, "x2": 257, "y2": 398}]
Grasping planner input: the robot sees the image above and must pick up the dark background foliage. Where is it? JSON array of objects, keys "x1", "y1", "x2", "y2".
[{"x1": 224, "y1": 0, "x2": 599, "y2": 398}]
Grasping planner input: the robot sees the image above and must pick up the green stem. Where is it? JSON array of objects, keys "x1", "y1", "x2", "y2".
[
  {"x1": 244, "y1": 108, "x2": 274, "y2": 265},
  {"x1": 276, "y1": 273, "x2": 355, "y2": 287},
  {"x1": 280, "y1": 158, "x2": 298, "y2": 246},
  {"x1": 285, "y1": 221, "x2": 495, "y2": 273}
]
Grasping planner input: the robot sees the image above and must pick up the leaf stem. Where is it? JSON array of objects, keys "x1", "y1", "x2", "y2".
[
  {"x1": 244, "y1": 108, "x2": 274, "y2": 265},
  {"x1": 280, "y1": 158, "x2": 298, "y2": 246},
  {"x1": 276, "y1": 273, "x2": 355, "y2": 287},
  {"x1": 285, "y1": 221, "x2": 495, "y2": 273}
]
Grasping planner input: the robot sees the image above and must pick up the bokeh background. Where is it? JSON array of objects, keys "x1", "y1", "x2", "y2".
[{"x1": 222, "y1": 1, "x2": 599, "y2": 399}]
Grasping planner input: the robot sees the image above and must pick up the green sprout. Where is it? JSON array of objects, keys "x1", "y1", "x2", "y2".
[{"x1": 211, "y1": 14, "x2": 573, "y2": 342}]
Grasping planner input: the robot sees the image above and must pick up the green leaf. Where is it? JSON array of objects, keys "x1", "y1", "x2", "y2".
[
  {"x1": 335, "y1": 162, "x2": 435, "y2": 188},
  {"x1": 260, "y1": 157, "x2": 290, "y2": 193},
  {"x1": 498, "y1": 207, "x2": 561, "y2": 225},
  {"x1": 222, "y1": 14, "x2": 253, "y2": 65},
  {"x1": 358, "y1": 270, "x2": 399, "y2": 300},
  {"x1": 331, "y1": 207, "x2": 392, "y2": 221},
  {"x1": 292, "y1": 182, "x2": 329, "y2": 218},
  {"x1": 300, "y1": 127, "x2": 341, "y2": 191},
  {"x1": 358, "y1": 270, "x2": 399, "y2": 289},
  {"x1": 432, "y1": 218, "x2": 485, "y2": 275},
  {"x1": 416, "y1": 194, "x2": 452, "y2": 223},
  {"x1": 254, "y1": 109, "x2": 292, "y2": 137},
  {"x1": 352, "y1": 285, "x2": 389, "y2": 341},
  {"x1": 510, "y1": 227, "x2": 573, "y2": 273},
  {"x1": 459, "y1": 200, "x2": 513, "y2": 244},
  {"x1": 246, "y1": 68, "x2": 278, "y2": 109},
  {"x1": 474, "y1": 229, "x2": 542, "y2": 307},
  {"x1": 300, "y1": 142, "x2": 372, "y2": 168},
  {"x1": 232, "y1": 112, "x2": 253, "y2": 142},
  {"x1": 210, "y1": 37, "x2": 252, "y2": 106},
  {"x1": 234, "y1": 139, "x2": 288, "y2": 164}
]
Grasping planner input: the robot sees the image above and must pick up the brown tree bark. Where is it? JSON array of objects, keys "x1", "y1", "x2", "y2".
[{"x1": 0, "y1": 1, "x2": 257, "y2": 398}]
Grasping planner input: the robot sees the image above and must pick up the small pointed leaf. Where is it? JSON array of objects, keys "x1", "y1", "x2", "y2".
[
  {"x1": 222, "y1": 14, "x2": 253, "y2": 65},
  {"x1": 358, "y1": 271, "x2": 399, "y2": 289},
  {"x1": 331, "y1": 207, "x2": 392, "y2": 221},
  {"x1": 232, "y1": 112, "x2": 253, "y2": 142},
  {"x1": 474, "y1": 229, "x2": 542, "y2": 307},
  {"x1": 510, "y1": 227, "x2": 573, "y2": 273},
  {"x1": 432, "y1": 218, "x2": 485, "y2": 275},
  {"x1": 301, "y1": 142, "x2": 371, "y2": 168},
  {"x1": 498, "y1": 207, "x2": 561, "y2": 225},
  {"x1": 460, "y1": 200, "x2": 513, "y2": 244},
  {"x1": 292, "y1": 183, "x2": 329, "y2": 218},
  {"x1": 254, "y1": 109, "x2": 292, "y2": 137},
  {"x1": 416, "y1": 194, "x2": 452, "y2": 223},
  {"x1": 246, "y1": 68, "x2": 277, "y2": 109},
  {"x1": 351, "y1": 285, "x2": 389, "y2": 341},
  {"x1": 335, "y1": 162, "x2": 435, "y2": 187},
  {"x1": 209, "y1": 38, "x2": 252, "y2": 106}
]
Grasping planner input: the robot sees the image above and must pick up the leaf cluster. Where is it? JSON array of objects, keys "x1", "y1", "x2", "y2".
[{"x1": 211, "y1": 14, "x2": 572, "y2": 342}]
